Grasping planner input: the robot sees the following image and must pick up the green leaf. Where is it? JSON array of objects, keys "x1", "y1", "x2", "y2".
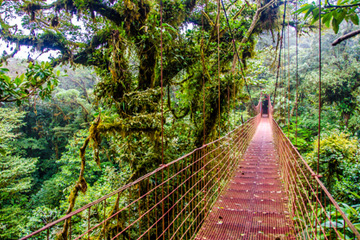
[
  {"x1": 332, "y1": 17, "x2": 340, "y2": 34},
  {"x1": 322, "y1": 13, "x2": 333, "y2": 28},
  {"x1": 311, "y1": 8, "x2": 320, "y2": 24},
  {"x1": 56, "y1": 70, "x2": 61, "y2": 76},
  {"x1": 354, "y1": 223, "x2": 360, "y2": 232},
  {"x1": 304, "y1": 6, "x2": 316, "y2": 20},
  {"x1": 296, "y1": 4, "x2": 313, "y2": 14},
  {"x1": 0, "y1": 147, "x2": 6, "y2": 155},
  {"x1": 336, "y1": 9, "x2": 347, "y2": 24},
  {"x1": 19, "y1": 73, "x2": 25, "y2": 81},
  {"x1": 3, "y1": 75, "x2": 11, "y2": 84},
  {"x1": 350, "y1": 191, "x2": 360, "y2": 199},
  {"x1": 350, "y1": 14, "x2": 359, "y2": 25},
  {"x1": 14, "y1": 77, "x2": 22, "y2": 86},
  {"x1": 31, "y1": 78, "x2": 37, "y2": 85},
  {"x1": 0, "y1": 67, "x2": 9, "y2": 73}
]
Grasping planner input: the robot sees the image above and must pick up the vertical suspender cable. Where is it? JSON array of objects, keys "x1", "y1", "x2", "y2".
[
  {"x1": 280, "y1": 29, "x2": 285, "y2": 119},
  {"x1": 233, "y1": 66, "x2": 236, "y2": 125},
  {"x1": 315, "y1": 1, "x2": 322, "y2": 236},
  {"x1": 283, "y1": 23, "x2": 286, "y2": 120},
  {"x1": 159, "y1": 0, "x2": 165, "y2": 238},
  {"x1": 217, "y1": 0, "x2": 221, "y2": 137},
  {"x1": 295, "y1": 0, "x2": 299, "y2": 146},
  {"x1": 202, "y1": 2, "x2": 206, "y2": 145},
  {"x1": 287, "y1": 21, "x2": 291, "y2": 138},
  {"x1": 160, "y1": 1, "x2": 164, "y2": 168},
  {"x1": 273, "y1": 0, "x2": 287, "y2": 106},
  {"x1": 317, "y1": 0, "x2": 322, "y2": 175},
  {"x1": 227, "y1": 75, "x2": 230, "y2": 131},
  {"x1": 227, "y1": 76, "x2": 230, "y2": 130}
]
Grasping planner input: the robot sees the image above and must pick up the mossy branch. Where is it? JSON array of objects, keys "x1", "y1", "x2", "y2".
[
  {"x1": 56, "y1": 117, "x2": 101, "y2": 240},
  {"x1": 231, "y1": 0, "x2": 277, "y2": 72},
  {"x1": 201, "y1": 10, "x2": 214, "y2": 27}
]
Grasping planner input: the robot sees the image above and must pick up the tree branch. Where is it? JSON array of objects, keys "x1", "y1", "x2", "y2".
[
  {"x1": 332, "y1": 29, "x2": 360, "y2": 46},
  {"x1": 231, "y1": 0, "x2": 276, "y2": 72},
  {"x1": 324, "y1": 3, "x2": 360, "y2": 9},
  {"x1": 0, "y1": 42, "x2": 20, "y2": 63},
  {"x1": 23, "y1": 0, "x2": 125, "y2": 25},
  {"x1": 2, "y1": 31, "x2": 69, "y2": 54},
  {"x1": 91, "y1": 1, "x2": 125, "y2": 26}
]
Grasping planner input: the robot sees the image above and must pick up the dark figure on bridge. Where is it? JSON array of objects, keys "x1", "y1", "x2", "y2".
[{"x1": 262, "y1": 97, "x2": 269, "y2": 117}]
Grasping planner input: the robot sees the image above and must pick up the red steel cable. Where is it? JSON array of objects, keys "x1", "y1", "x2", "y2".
[
  {"x1": 295, "y1": 0, "x2": 299, "y2": 147},
  {"x1": 287, "y1": 21, "x2": 291, "y2": 138},
  {"x1": 317, "y1": 0, "x2": 322, "y2": 176},
  {"x1": 273, "y1": 0, "x2": 287, "y2": 106},
  {"x1": 160, "y1": 0, "x2": 165, "y2": 239},
  {"x1": 202, "y1": 0, "x2": 206, "y2": 145},
  {"x1": 316, "y1": 1, "x2": 322, "y2": 237},
  {"x1": 217, "y1": 0, "x2": 221, "y2": 137}
]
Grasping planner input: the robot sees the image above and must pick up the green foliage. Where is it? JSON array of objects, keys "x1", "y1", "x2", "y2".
[
  {"x1": 0, "y1": 107, "x2": 25, "y2": 154},
  {"x1": 24, "y1": 206, "x2": 61, "y2": 238},
  {"x1": 307, "y1": 131, "x2": 359, "y2": 202},
  {"x1": 298, "y1": 202, "x2": 360, "y2": 240},
  {"x1": 283, "y1": 119, "x2": 314, "y2": 152},
  {"x1": 0, "y1": 59, "x2": 97, "y2": 239},
  {"x1": 0, "y1": 108, "x2": 37, "y2": 239},
  {"x1": 30, "y1": 129, "x2": 103, "y2": 208},
  {"x1": 296, "y1": 1, "x2": 360, "y2": 34},
  {"x1": 0, "y1": 62, "x2": 59, "y2": 105},
  {"x1": 0, "y1": 155, "x2": 37, "y2": 199}
]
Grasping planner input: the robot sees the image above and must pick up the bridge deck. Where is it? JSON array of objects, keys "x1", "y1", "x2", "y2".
[{"x1": 196, "y1": 117, "x2": 294, "y2": 240}]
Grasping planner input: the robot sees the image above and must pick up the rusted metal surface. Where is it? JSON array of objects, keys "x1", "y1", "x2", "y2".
[{"x1": 195, "y1": 117, "x2": 295, "y2": 240}]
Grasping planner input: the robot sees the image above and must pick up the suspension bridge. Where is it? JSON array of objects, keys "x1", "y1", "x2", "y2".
[
  {"x1": 20, "y1": 95, "x2": 360, "y2": 240},
  {"x1": 17, "y1": 0, "x2": 360, "y2": 238}
]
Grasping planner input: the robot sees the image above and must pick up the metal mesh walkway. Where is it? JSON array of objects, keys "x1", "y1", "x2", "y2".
[{"x1": 195, "y1": 117, "x2": 294, "y2": 240}]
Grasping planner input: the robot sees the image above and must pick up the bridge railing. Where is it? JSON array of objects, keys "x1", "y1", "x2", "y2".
[
  {"x1": 269, "y1": 96, "x2": 360, "y2": 240},
  {"x1": 21, "y1": 114, "x2": 261, "y2": 240}
]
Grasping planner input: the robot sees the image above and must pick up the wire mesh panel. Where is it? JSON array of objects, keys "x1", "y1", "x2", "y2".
[
  {"x1": 195, "y1": 116, "x2": 295, "y2": 240},
  {"x1": 269, "y1": 96, "x2": 360, "y2": 240},
  {"x1": 20, "y1": 115, "x2": 261, "y2": 240}
]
